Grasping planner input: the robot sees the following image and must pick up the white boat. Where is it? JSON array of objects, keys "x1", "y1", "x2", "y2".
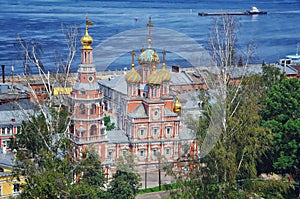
[
  {"x1": 280, "y1": 44, "x2": 300, "y2": 66},
  {"x1": 247, "y1": 6, "x2": 267, "y2": 14}
]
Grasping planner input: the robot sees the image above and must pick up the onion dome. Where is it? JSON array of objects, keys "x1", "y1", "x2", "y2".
[
  {"x1": 173, "y1": 96, "x2": 182, "y2": 113},
  {"x1": 138, "y1": 16, "x2": 160, "y2": 66},
  {"x1": 81, "y1": 15, "x2": 94, "y2": 50},
  {"x1": 138, "y1": 48, "x2": 160, "y2": 65},
  {"x1": 125, "y1": 50, "x2": 141, "y2": 84},
  {"x1": 147, "y1": 65, "x2": 162, "y2": 85},
  {"x1": 159, "y1": 63, "x2": 171, "y2": 82},
  {"x1": 125, "y1": 64, "x2": 141, "y2": 84},
  {"x1": 158, "y1": 50, "x2": 171, "y2": 82}
]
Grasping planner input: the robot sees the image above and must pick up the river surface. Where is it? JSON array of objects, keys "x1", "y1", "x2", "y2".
[{"x1": 0, "y1": 0, "x2": 299, "y2": 74}]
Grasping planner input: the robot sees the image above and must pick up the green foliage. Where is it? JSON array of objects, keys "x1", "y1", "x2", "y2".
[
  {"x1": 241, "y1": 179, "x2": 295, "y2": 199},
  {"x1": 137, "y1": 183, "x2": 179, "y2": 194},
  {"x1": 104, "y1": 114, "x2": 115, "y2": 131},
  {"x1": 261, "y1": 64, "x2": 285, "y2": 88},
  {"x1": 262, "y1": 78, "x2": 300, "y2": 172},
  {"x1": 166, "y1": 75, "x2": 278, "y2": 198},
  {"x1": 108, "y1": 170, "x2": 141, "y2": 199},
  {"x1": 10, "y1": 108, "x2": 107, "y2": 199},
  {"x1": 107, "y1": 152, "x2": 142, "y2": 199}
]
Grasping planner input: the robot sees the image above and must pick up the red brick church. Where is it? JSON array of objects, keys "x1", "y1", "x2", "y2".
[{"x1": 69, "y1": 16, "x2": 197, "y2": 173}]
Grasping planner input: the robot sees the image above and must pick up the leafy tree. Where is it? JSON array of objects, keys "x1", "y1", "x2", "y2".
[
  {"x1": 9, "y1": 24, "x2": 109, "y2": 198},
  {"x1": 104, "y1": 114, "x2": 115, "y2": 131},
  {"x1": 10, "y1": 109, "x2": 107, "y2": 199},
  {"x1": 166, "y1": 15, "x2": 293, "y2": 198},
  {"x1": 261, "y1": 64, "x2": 285, "y2": 88},
  {"x1": 107, "y1": 152, "x2": 141, "y2": 199},
  {"x1": 108, "y1": 170, "x2": 141, "y2": 199},
  {"x1": 262, "y1": 78, "x2": 300, "y2": 174}
]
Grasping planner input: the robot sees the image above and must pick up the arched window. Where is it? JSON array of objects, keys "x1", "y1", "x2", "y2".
[
  {"x1": 90, "y1": 104, "x2": 96, "y2": 115},
  {"x1": 79, "y1": 104, "x2": 85, "y2": 114},
  {"x1": 90, "y1": 125, "x2": 97, "y2": 136}
]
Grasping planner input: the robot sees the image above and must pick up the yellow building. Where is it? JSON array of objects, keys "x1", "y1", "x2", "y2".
[
  {"x1": 53, "y1": 87, "x2": 72, "y2": 95},
  {"x1": 0, "y1": 153, "x2": 25, "y2": 198}
]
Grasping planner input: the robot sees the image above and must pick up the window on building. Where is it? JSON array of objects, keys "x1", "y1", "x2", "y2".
[
  {"x1": 165, "y1": 148, "x2": 171, "y2": 155},
  {"x1": 166, "y1": 127, "x2": 172, "y2": 138},
  {"x1": 7, "y1": 127, "x2": 12, "y2": 135},
  {"x1": 90, "y1": 104, "x2": 96, "y2": 115},
  {"x1": 104, "y1": 101, "x2": 108, "y2": 111},
  {"x1": 140, "y1": 129, "x2": 145, "y2": 138},
  {"x1": 35, "y1": 88, "x2": 40, "y2": 94},
  {"x1": 90, "y1": 125, "x2": 97, "y2": 136},
  {"x1": 108, "y1": 150, "x2": 113, "y2": 158},
  {"x1": 153, "y1": 128, "x2": 159, "y2": 138},
  {"x1": 153, "y1": 148, "x2": 157, "y2": 155},
  {"x1": 1, "y1": 128, "x2": 5, "y2": 135},
  {"x1": 13, "y1": 183, "x2": 20, "y2": 193},
  {"x1": 100, "y1": 127, "x2": 105, "y2": 135},
  {"x1": 152, "y1": 148, "x2": 158, "y2": 160},
  {"x1": 79, "y1": 103, "x2": 85, "y2": 114},
  {"x1": 122, "y1": 150, "x2": 127, "y2": 157},
  {"x1": 140, "y1": 149, "x2": 145, "y2": 157},
  {"x1": 153, "y1": 109, "x2": 159, "y2": 119},
  {"x1": 42, "y1": 88, "x2": 47, "y2": 94},
  {"x1": 2, "y1": 140, "x2": 7, "y2": 148}
]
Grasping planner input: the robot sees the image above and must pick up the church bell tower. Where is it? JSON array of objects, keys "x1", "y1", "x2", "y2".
[{"x1": 69, "y1": 15, "x2": 106, "y2": 160}]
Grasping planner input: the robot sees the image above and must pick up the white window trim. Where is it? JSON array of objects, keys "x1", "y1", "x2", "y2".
[
  {"x1": 139, "y1": 128, "x2": 146, "y2": 138},
  {"x1": 152, "y1": 127, "x2": 159, "y2": 138},
  {"x1": 13, "y1": 183, "x2": 21, "y2": 194}
]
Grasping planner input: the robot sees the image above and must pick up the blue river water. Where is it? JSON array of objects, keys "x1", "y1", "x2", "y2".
[{"x1": 0, "y1": 0, "x2": 299, "y2": 74}]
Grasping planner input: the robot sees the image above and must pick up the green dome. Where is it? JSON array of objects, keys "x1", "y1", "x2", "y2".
[{"x1": 138, "y1": 48, "x2": 160, "y2": 66}]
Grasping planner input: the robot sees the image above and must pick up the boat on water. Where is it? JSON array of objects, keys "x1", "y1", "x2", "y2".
[
  {"x1": 198, "y1": 6, "x2": 267, "y2": 16},
  {"x1": 280, "y1": 44, "x2": 300, "y2": 66}
]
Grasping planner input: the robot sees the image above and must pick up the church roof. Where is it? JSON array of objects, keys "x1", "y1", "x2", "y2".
[
  {"x1": 98, "y1": 75, "x2": 127, "y2": 95},
  {"x1": 0, "y1": 99, "x2": 35, "y2": 126},
  {"x1": 107, "y1": 129, "x2": 128, "y2": 144},
  {"x1": 129, "y1": 103, "x2": 148, "y2": 118},
  {"x1": 0, "y1": 152, "x2": 15, "y2": 168},
  {"x1": 163, "y1": 107, "x2": 177, "y2": 117},
  {"x1": 170, "y1": 71, "x2": 194, "y2": 85}
]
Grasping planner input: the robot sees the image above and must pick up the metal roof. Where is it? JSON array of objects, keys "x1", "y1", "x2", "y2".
[
  {"x1": 107, "y1": 129, "x2": 128, "y2": 144},
  {"x1": 129, "y1": 103, "x2": 148, "y2": 118}
]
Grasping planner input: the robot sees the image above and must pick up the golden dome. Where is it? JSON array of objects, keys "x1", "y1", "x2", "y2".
[
  {"x1": 159, "y1": 63, "x2": 171, "y2": 82},
  {"x1": 158, "y1": 51, "x2": 171, "y2": 82},
  {"x1": 125, "y1": 64, "x2": 141, "y2": 84},
  {"x1": 125, "y1": 49, "x2": 141, "y2": 84},
  {"x1": 81, "y1": 15, "x2": 94, "y2": 50},
  {"x1": 147, "y1": 65, "x2": 162, "y2": 85},
  {"x1": 81, "y1": 33, "x2": 93, "y2": 50},
  {"x1": 173, "y1": 96, "x2": 182, "y2": 113}
]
